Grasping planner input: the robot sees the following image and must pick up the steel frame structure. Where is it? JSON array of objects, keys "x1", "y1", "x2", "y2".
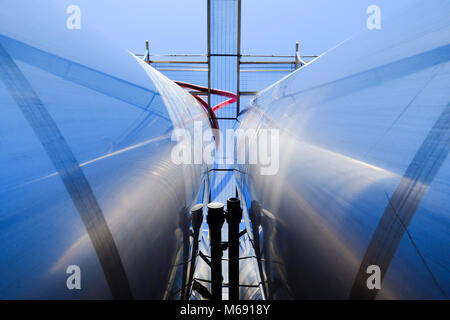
[
  {"x1": 134, "y1": 0, "x2": 317, "y2": 301},
  {"x1": 136, "y1": 0, "x2": 317, "y2": 122},
  {"x1": 134, "y1": 51, "x2": 318, "y2": 120}
]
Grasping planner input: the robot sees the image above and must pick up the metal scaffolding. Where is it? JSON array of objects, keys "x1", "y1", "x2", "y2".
[{"x1": 135, "y1": 0, "x2": 317, "y2": 301}]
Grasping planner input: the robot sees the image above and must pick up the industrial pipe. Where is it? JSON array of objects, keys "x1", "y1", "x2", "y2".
[
  {"x1": 226, "y1": 197, "x2": 243, "y2": 301},
  {"x1": 206, "y1": 202, "x2": 225, "y2": 300}
]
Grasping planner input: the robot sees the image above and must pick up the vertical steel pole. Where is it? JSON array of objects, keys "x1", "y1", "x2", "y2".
[
  {"x1": 226, "y1": 197, "x2": 242, "y2": 300},
  {"x1": 185, "y1": 203, "x2": 204, "y2": 299},
  {"x1": 145, "y1": 40, "x2": 150, "y2": 64},
  {"x1": 295, "y1": 41, "x2": 299, "y2": 70},
  {"x1": 179, "y1": 207, "x2": 190, "y2": 300},
  {"x1": 206, "y1": 202, "x2": 225, "y2": 300},
  {"x1": 207, "y1": 0, "x2": 211, "y2": 108},
  {"x1": 236, "y1": 0, "x2": 241, "y2": 117},
  {"x1": 191, "y1": 203, "x2": 204, "y2": 242}
]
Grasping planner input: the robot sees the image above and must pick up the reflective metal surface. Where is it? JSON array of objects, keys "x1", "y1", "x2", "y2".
[
  {"x1": 236, "y1": 0, "x2": 450, "y2": 299},
  {"x1": 0, "y1": 1, "x2": 212, "y2": 299}
]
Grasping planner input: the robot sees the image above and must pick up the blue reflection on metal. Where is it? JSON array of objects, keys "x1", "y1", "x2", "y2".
[
  {"x1": 0, "y1": 1, "x2": 211, "y2": 299},
  {"x1": 236, "y1": 0, "x2": 450, "y2": 299}
]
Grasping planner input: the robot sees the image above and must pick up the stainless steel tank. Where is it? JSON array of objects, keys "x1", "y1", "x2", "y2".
[
  {"x1": 235, "y1": 0, "x2": 450, "y2": 299},
  {"x1": 0, "y1": 1, "x2": 212, "y2": 299}
]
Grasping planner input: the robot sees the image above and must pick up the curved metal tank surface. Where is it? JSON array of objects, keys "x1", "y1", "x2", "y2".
[
  {"x1": 236, "y1": 0, "x2": 450, "y2": 299},
  {"x1": 0, "y1": 2, "x2": 212, "y2": 299}
]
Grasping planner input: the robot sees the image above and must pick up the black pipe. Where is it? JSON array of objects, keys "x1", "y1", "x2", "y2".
[
  {"x1": 185, "y1": 203, "x2": 203, "y2": 299},
  {"x1": 226, "y1": 197, "x2": 242, "y2": 301},
  {"x1": 249, "y1": 200, "x2": 267, "y2": 298},
  {"x1": 206, "y1": 202, "x2": 225, "y2": 300},
  {"x1": 179, "y1": 207, "x2": 190, "y2": 300}
]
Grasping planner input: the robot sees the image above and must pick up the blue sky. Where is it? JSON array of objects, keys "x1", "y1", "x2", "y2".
[{"x1": 67, "y1": 0, "x2": 413, "y2": 56}]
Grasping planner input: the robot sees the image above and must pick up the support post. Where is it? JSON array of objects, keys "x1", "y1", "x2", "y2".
[
  {"x1": 145, "y1": 40, "x2": 150, "y2": 64},
  {"x1": 206, "y1": 202, "x2": 225, "y2": 300},
  {"x1": 185, "y1": 203, "x2": 204, "y2": 299},
  {"x1": 207, "y1": 0, "x2": 211, "y2": 108},
  {"x1": 236, "y1": 0, "x2": 241, "y2": 117},
  {"x1": 191, "y1": 203, "x2": 204, "y2": 240},
  {"x1": 179, "y1": 207, "x2": 190, "y2": 300},
  {"x1": 295, "y1": 41, "x2": 299, "y2": 70},
  {"x1": 226, "y1": 197, "x2": 242, "y2": 301}
]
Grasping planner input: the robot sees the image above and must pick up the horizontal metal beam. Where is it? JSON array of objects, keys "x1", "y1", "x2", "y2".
[
  {"x1": 210, "y1": 53, "x2": 240, "y2": 57},
  {"x1": 150, "y1": 60, "x2": 208, "y2": 64},
  {"x1": 240, "y1": 61, "x2": 295, "y2": 65},
  {"x1": 135, "y1": 53, "x2": 206, "y2": 57},
  {"x1": 240, "y1": 69, "x2": 292, "y2": 72},
  {"x1": 241, "y1": 55, "x2": 317, "y2": 58},
  {"x1": 135, "y1": 54, "x2": 317, "y2": 59},
  {"x1": 195, "y1": 278, "x2": 261, "y2": 288},
  {"x1": 156, "y1": 68, "x2": 207, "y2": 72},
  {"x1": 151, "y1": 54, "x2": 206, "y2": 57},
  {"x1": 188, "y1": 91, "x2": 208, "y2": 95},
  {"x1": 241, "y1": 54, "x2": 295, "y2": 58}
]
